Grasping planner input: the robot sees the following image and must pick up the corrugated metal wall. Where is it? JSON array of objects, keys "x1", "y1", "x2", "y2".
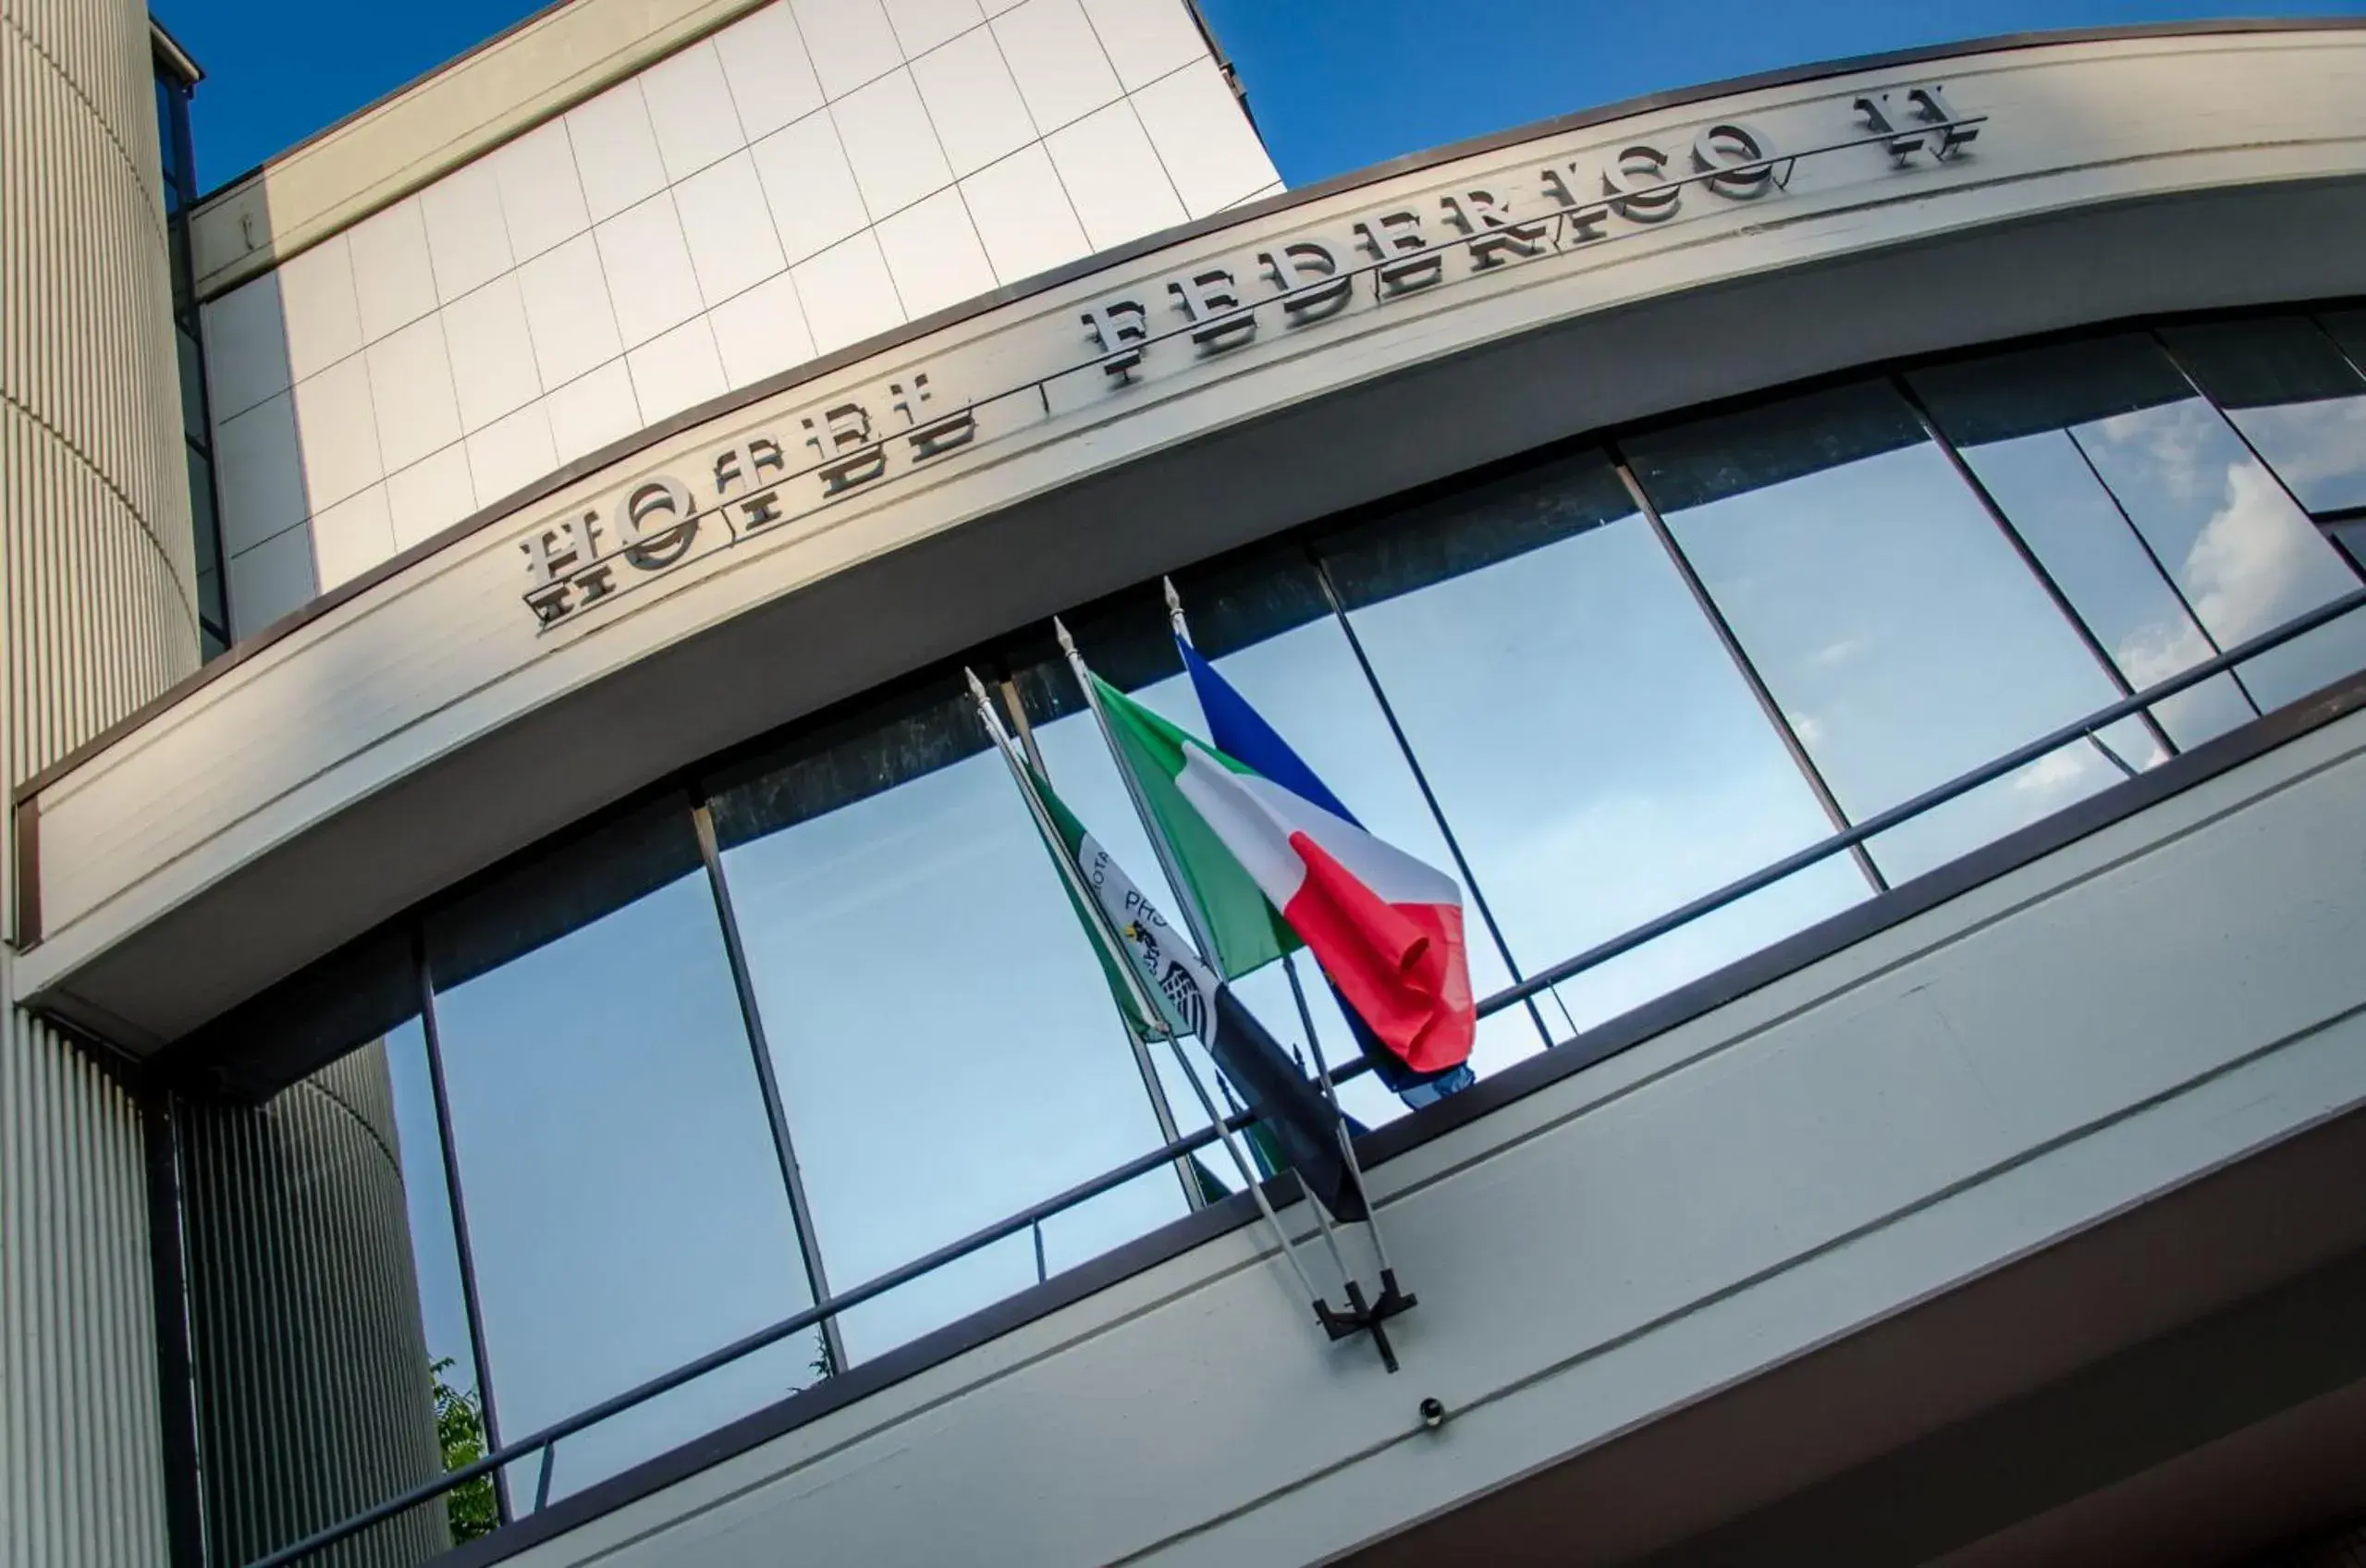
[
  {"x1": 1, "y1": 0, "x2": 199, "y2": 668},
  {"x1": 180, "y1": 1046, "x2": 452, "y2": 1568},
  {"x1": 1, "y1": 0, "x2": 203, "y2": 1563},
  {"x1": 0, "y1": 1021, "x2": 174, "y2": 1564}
]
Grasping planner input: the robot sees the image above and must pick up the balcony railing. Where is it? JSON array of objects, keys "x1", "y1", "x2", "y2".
[{"x1": 252, "y1": 582, "x2": 2366, "y2": 1568}]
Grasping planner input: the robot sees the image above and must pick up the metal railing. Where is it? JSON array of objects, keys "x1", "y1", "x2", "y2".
[{"x1": 252, "y1": 582, "x2": 2366, "y2": 1567}]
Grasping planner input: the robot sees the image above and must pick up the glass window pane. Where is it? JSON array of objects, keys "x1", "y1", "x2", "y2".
[
  {"x1": 382, "y1": 1025, "x2": 484, "y2": 1407},
  {"x1": 169, "y1": 217, "x2": 191, "y2": 301},
  {"x1": 1315, "y1": 448, "x2": 1870, "y2": 1035},
  {"x1": 425, "y1": 800, "x2": 821, "y2": 1504},
  {"x1": 187, "y1": 447, "x2": 224, "y2": 578},
  {"x1": 1038, "y1": 1167, "x2": 1206, "y2": 1277},
  {"x1": 2317, "y1": 309, "x2": 2366, "y2": 384},
  {"x1": 384, "y1": 1024, "x2": 502, "y2": 1547},
  {"x1": 178, "y1": 954, "x2": 483, "y2": 1566},
  {"x1": 198, "y1": 599, "x2": 228, "y2": 660},
  {"x1": 1910, "y1": 359, "x2": 2258, "y2": 752},
  {"x1": 1019, "y1": 556, "x2": 1556, "y2": 1090},
  {"x1": 708, "y1": 680, "x2": 1186, "y2": 1366},
  {"x1": 1174, "y1": 568, "x2": 1561, "y2": 1073},
  {"x1": 2335, "y1": 520, "x2": 2366, "y2": 576},
  {"x1": 153, "y1": 75, "x2": 180, "y2": 184},
  {"x1": 2160, "y1": 317, "x2": 2366, "y2": 514},
  {"x1": 1625, "y1": 381, "x2": 2133, "y2": 885},
  {"x1": 178, "y1": 324, "x2": 207, "y2": 442},
  {"x1": 2041, "y1": 339, "x2": 2366, "y2": 710}
]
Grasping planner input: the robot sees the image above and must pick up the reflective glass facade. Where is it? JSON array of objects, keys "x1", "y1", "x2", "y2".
[
  {"x1": 153, "y1": 49, "x2": 232, "y2": 656},
  {"x1": 166, "y1": 306, "x2": 2366, "y2": 1565}
]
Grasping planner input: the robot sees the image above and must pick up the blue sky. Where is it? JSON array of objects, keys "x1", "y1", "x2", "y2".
[{"x1": 160, "y1": 0, "x2": 2363, "y2": 193}]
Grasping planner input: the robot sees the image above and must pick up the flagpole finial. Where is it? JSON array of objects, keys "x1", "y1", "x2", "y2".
[
  {"x1": 962, "y1": 666, "x2": 995, "y2": 708},
  {"x1": 1163, "y1": 577, "x2": 1191, "y2": 643},
  {"x1": 1052, "y1": 616, "x2": 1079, "y2": 658}
]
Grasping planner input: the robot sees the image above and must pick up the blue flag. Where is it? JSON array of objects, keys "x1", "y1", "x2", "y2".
[{"x1": 1178, "y1": 639, "x2": 1360, "y2": 824}]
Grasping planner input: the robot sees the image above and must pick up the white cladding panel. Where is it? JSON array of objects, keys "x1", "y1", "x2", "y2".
[
  {"x1": 498, "y1": 699, "x2": 2366, "y2": 1567},
  {"x1": 199, "y1": 0, "x2": 1275, "y2": 637}
]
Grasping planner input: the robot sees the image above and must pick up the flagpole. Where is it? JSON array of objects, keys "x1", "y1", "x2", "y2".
[
  {"x1": 1163, "y1": 573, "x2": 1193, "y2": 642},
  {"x1": 1052, "y1": 617, "x2": 1364, "y2": 1285},
  {"x1": 1171, "y1": 582, "x2": 1405, "y2": 1294},
  {"x1": 1057, "y1": 610, "x2": 1325, "y2": 1190},
  {"x1": 1159, "y1": 1031, "x2": 1340, "y2": 1307},
  {"x1": 1053, "y1": 617, "x2": 1227, "y2": 973},
  {"x1": 999, "y1": 671, "x2": 1198, "y2": 1196},
  {"x1": 1054, "y1": 616, "x2": 1335, "y2": 1230},
  {"x1": 965, "y1": 672, "x2": 1342, "y2": 1313},
  {"x1": 965, "y1": 671, "x2": 1201, "y2": 1211},
  {"x1": 1214, "y1": 1055, "x2": 1360, "y2": 1298},
  {"x1": 1280, "y1": 954, "x2": 1398, "y2": 1282}
]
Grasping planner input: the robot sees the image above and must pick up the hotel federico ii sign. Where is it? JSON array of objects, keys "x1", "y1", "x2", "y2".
[{"x1": 515, "y1": 84, "x2": 1983, "y2": 629}]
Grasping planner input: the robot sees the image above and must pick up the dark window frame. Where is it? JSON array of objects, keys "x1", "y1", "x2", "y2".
[{"x1": 153, "y1": 58, "x2": 232, "y2": 656}]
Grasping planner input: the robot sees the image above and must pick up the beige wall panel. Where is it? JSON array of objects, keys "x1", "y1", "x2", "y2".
[
  {"x1": 190, "y1": 0, "x2": 1267, "y2": 630},
  {"x1": 187, "y1": 0, "x2": 782, "y2": 297}
]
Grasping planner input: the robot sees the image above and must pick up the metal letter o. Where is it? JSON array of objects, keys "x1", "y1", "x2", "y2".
[
  {"x1": 1693, "y1": 121, "x2": 1777, "y2": 200},
  {"x1": 1599, "y1": 143, "x2": 1680, "y2": 223},
  {"x1": 619, "y1": 475, "x2": 699, "y2": 570}
]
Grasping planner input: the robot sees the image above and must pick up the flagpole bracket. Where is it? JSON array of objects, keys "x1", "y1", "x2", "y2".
[{"x1": 1313, "y1": 1274, "x2": 1417, "y2": 1374}]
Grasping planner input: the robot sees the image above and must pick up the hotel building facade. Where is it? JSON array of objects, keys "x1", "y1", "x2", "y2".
[{"x1": 5, "y1": 1, "x2": 2366, "y2": 1562}]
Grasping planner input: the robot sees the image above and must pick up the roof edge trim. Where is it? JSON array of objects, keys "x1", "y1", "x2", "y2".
[{"x1": 150, "y1": 16, "x2": 201, "y2": 84}]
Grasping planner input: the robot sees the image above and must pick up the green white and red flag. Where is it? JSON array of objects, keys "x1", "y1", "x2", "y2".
[
  {"x1": 1090, "y1": 673, "x2": 1477, "y2": 1076},
  {"x1": 1010, "y1": 743, "x2": 1366, "y2": 1220}
]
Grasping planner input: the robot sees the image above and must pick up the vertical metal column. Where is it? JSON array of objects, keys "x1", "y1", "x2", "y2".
[
  {"x1": 411, "y1": 934, "x2": 513, "y2": 1525},
  {"x1": 691, "y1": 802, "x2": 851, "y2": 1379},
  {"x1": 1893, "y1": 376, "x2": 2179, "y2": 769},
  {"x1": 2150, "y1": 326, "x2": 2366, "y2": 604},
  {"x1": 1609, "y1": 452, "x2": 1891, "y2": 897},
  {"x1": 141, "y1": 1093, "x2": 210, "y2": 1567},
  {"x1": 2060, "y1": 428, "x2": 2265, "y2": 719},
  {"x1": 1303, "y1": 549, "x2": 1573, "y2": 1045}
]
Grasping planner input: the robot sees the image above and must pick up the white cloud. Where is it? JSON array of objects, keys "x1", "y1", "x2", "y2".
[
  {"x1": 2183, "y1": 456, "x2": 2322, "y2": 645},
  {"x1": 2112, "y1": 448, "x2": 2330, "y2": 689},
  {"x1": 2117, "y1": 614, "x2": 2211, "y2": 691},
  {"x1": 2092, "y1": 402, "x2": 2213, "y2": 505},
  {"x1": 2011, "y1": 747, "x2": 2095, "y2": 796},
  {"x1": 2229, "y1": 398, "x2": 2366, "y2": 497},
  {"x1": 1808, "y1": 637, "x2": 1865, "y2": 668}
]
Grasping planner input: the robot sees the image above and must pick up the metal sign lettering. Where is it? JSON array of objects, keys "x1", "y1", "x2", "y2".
[{"x1": 517, "y1": 84, "x2": 1983, "y2": 628}]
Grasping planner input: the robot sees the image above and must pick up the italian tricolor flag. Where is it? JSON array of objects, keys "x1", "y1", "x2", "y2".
[
  {"x1": 1021, "y1": 755, "x2": 1363, "y2": 1219},
  {"x1": 1093, "y1": 674, "x2": 1477, "y2": 1075}
]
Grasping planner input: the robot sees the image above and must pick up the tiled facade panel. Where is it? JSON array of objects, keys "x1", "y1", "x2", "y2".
[{"x1": 202, "y1": 0, "x2": 1281, "y2": 637}]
